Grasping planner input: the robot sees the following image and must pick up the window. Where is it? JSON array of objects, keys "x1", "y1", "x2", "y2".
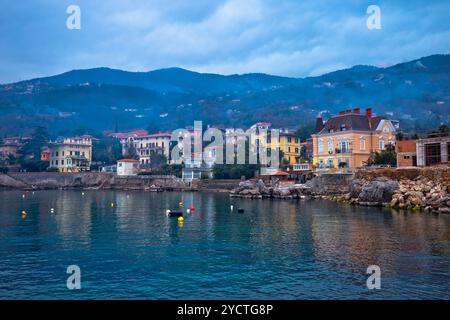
[
  {"x1": 379, "y1": 139, "x2": 385, "y2": 150},
  {"x1": 383, "y1": 126, "x2": 389, "y2": 133},
  {"x1": 318, "y1": 140, "x2": 324, "y2": 153},
  {"x1": 360, "y1": 138, "x2": 366, "y2": 150},
  {"x1": 288, "y1": 137, "x2": 292, "y2": 143},
  {"x1": 327, "y1": 139, "x2": 333, "y2": 152},
  {"x1": 339, "y1": 140, "x2": 350, "y2": 153}
]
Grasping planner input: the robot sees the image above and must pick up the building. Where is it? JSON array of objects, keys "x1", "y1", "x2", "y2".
[
  {"x1": 311, "y1": 108, "x2": 399, "y2": 169},
  {"x1": 277, "y1": 130, "x2": 301, "y2": 165},
  {"x1": 40, "y1": 146, "x2": 51, "y2": 162},
  {"x1": 48, "y1": 135, "x2": 93, "y2": 172},
  {"x1": 416, "y1": 133, "x2": 450, "y2": 166},
  {"x1": 0, "y1": 136, "x2": 31, "y2": 162},
  {"x1": 111, "y1": 130, "x2": 172, "y2": 165},
  {"x1": 300, "y1": 138, "x2": 313, "y2": 162},
  {"x1": 248, "y1": 123, "x2": 301, "y2": 167},
  {"x1": 396, "y1": 140, "x2": 417, "y2": 167},
  {"x1": 135, "y1": 133, "x2": 172, "y2": 165},
  {"x1": 117, "y1": 159, "x2": 139, "y2": 176}
]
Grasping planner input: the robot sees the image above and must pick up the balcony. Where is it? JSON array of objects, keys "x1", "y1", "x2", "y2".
[{"x1": 335, "y1": 148, "x2": 352, "y2": 154}]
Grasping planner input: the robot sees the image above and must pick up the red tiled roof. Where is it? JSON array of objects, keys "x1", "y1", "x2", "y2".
[
  {"x1": 140, "y1": 133, "x2": 172, "y2": 138},
  {"x1": 118, "y1": 159, "x2": 139, "y2": 163}
]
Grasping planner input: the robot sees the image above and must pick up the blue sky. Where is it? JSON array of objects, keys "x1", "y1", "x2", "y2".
[{"x1": 0, "y1": 0, "x2": 449, "y2": 83}]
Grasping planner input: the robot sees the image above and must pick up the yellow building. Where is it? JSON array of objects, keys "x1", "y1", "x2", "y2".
[
  {"x1": 248, "y1": 123, "x2": 301, "y2": 166},
  {"x1": 312, "y1": 108, "x2": 398, "y2": 169},
  {"x1": 49, "y1": 135, "x2": 93, "y2": 172},
  {"x1": 267, "y1": 131, "x2": 301, "y2": 165}
]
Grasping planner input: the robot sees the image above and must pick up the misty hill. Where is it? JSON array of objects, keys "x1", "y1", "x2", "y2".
[{"x1": 0, "y1": 54, "x2": 449, "y2": 136}]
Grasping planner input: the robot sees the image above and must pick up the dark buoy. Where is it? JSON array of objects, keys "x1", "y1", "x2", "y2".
[
  {"x1": 237, "y1": 208, "x2": 245, "y2": 213},
  {"x1": 167, "y1": 210, "x2": 183, "y2": 217}
]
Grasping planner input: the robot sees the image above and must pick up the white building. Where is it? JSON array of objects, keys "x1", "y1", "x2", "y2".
[{"x1": 117, "y1": 159, "x2": 139, "y2": 176}]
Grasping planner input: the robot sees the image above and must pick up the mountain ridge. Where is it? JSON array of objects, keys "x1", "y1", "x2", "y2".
[{"x1": 0, "y1": 54, "x2": 449, "y2": 136}]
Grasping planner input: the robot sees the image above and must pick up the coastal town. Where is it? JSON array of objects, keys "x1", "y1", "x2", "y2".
[
  {"x1": 1, "y1": 107, "x2": 448, "y2": 176},
  {"x1": 0, "y1": 107, "x2": 449, "y2": 214}
]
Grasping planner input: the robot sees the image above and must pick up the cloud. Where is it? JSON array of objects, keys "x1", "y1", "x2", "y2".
[{"x1": 0, "y1": 0, "x2": 449, "y2": 83}]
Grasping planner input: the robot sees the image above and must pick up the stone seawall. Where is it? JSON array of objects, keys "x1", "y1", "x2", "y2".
[
  {"x1": 305, "y1": 173, "x2": 354, "y2": 195},
  {"x1": 0, "y1": 173, "x2": 241, "y2": 191},
  {"x1": 230, "y1": 167, "x2": 449, "y2": 213}
]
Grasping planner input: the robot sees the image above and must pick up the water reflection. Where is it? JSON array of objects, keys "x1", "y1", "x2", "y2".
[{"x1": 0, "y1": 190, "x2": 449, "y2": 299}]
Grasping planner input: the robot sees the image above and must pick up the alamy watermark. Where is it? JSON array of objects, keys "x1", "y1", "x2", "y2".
[
  {"x1": 66, "y1": 265, "x2": 81, "y2": 290},
  {"x1": 366, "y1": 5, "x2": 381, "y2": 30},
  {"x1": 366, "y1": 265, "x2": 381, "y2": 289},
  {"x1": 166, "y1": 121, "x2": 280, "y2": 168},
  {"x1": 66, "y1": 5, "x2": 81, "y2": 30}
]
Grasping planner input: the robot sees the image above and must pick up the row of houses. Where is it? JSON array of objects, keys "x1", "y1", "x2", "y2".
[{"x1": 2, "y1": 107, "x2": 448, "y2": 175}]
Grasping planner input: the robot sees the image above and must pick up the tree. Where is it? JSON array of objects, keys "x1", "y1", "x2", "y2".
[
  {"x1": 20, "y1": 126, "x2": 49, "y2": 160},
  {"x1": 367, "y1": 144, "x2": 397, "y2": 166},
  {"x1": 92, "y1": 135, "x2": 123, "y2": 165},
  {"x1": 213, "y1": 164, "x2": 260, "y2": 179},
  {"x1": 438, "y1": 124, "x2": 449, "y2": 134},
  {"x1": 294, "y1": 125, "x2": 314, "y2": 142},
  {"x1": 17, "y1": 126, "x2": 50, "y2": 172}
]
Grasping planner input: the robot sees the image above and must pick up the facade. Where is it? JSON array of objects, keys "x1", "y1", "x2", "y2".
[
  {"x1": 48, "y1": 135, "x2": 93, "y2": 172},
  {"x1": 0, "y1": 136, "x2": 31, "y2": 162},
  {"x1": 40, "y1": 146, "x2": 51, "y2": 162},
  {"x1": 276, "y1": 131, "x2": 301, "y2": 165},
  {"x1": 396, "y1": 140, "x2": 417, "y2": 167},
  {"x1": 416, "y1": 134, "x2": 450, "y2": 166},
  {"x1": 249, "y1": 123, "x2": 301, "y2": 167},
  {"x1": 312, "y1": 108, "x2": 399, "y2": 169},
  {"x1": 111, "y1": 130, "x2": 172, "y2": 165},
  {"x1": 117, "y1": 159, "x2": 139, "y2": 176},
  {"x1": 134, "y1": 133, "x2": 171, "y2": 165}
]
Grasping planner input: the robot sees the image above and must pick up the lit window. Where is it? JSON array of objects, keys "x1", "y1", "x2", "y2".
[
  {"x1": 318, "y1": 140, "x2": 324, "y2": 153},
  {"x1": 379, "y1": 139, "x2": 385, "y2": 150}
]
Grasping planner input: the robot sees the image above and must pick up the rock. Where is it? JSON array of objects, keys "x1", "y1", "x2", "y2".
[
  {"x1": 358, "y1": 178, "x2": 399, "y2": 205},
  {"x1": 438, "y1": 207, "x2": 450, "y2": 214}
]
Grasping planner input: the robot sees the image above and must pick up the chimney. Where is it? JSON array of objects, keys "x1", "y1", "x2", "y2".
[
  {"x1": 315, "y1": 115, "x2": 324, "y2": 133},
  {"x1": 353, "y1": 107, "x2": 360, "y2": 114},
  {"x1": 365, "y1": 107, "x2": 372, "y2": 119}
]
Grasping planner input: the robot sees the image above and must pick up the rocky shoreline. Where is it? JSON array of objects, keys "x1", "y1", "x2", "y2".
[
  {"x1": 230, "y1": 168, "x2": 450, "y2": 214},
  {"x1": 0, "y1": 172, "x2": 239, "y2": 192}
]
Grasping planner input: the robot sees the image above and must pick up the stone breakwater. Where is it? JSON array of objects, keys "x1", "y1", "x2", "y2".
[
  {"x1": 230, "y1": 167, "x2": 450, "y2": 214},
  {"x1": 0, "y1": 172, "x2": 240, "y2": 192}
]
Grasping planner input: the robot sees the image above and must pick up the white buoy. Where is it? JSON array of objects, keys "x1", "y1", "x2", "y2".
[
  {"x1": 166, "y1": 209, "x2": 171, "y2": 216},
  {"x1": 50, "y1": 208, "x2": 55, "y2": 213},
  {"x1": 186, "y1": 208, "x2": 190, "y2": 214},
  {"x1": 230, "y1": 205, "x2": 234, "y2": 211}
]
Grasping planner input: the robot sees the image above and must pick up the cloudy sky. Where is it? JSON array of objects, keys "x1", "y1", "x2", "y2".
[{"x1": 0, "y1": 0, "x2": 449, "y2": 83}]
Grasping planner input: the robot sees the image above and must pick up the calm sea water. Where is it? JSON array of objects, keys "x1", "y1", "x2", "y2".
[{"x1": 0, "y1": 190, "x2": 449, "y2": 300}]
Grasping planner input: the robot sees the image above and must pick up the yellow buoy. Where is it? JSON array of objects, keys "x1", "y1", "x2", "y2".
[{"x1": 178, "y1": 216, "x2": 184, "y2": 223}]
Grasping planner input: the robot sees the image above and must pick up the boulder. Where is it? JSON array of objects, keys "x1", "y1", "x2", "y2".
[{"x1": 358, "y1": 177, "x2": 399, "y2": 205}]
